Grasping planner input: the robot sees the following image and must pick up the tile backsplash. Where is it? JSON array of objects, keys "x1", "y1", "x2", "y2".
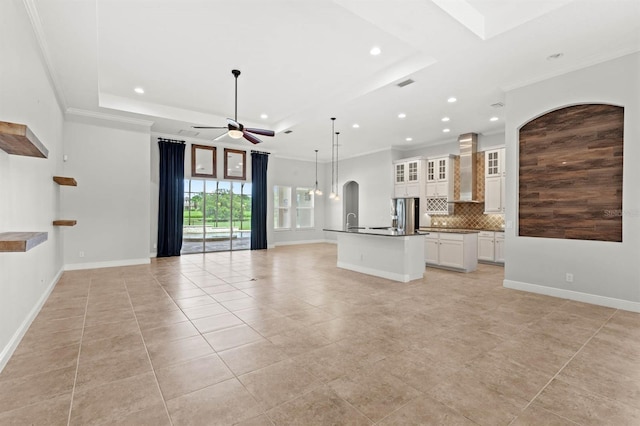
[
  {"x1": 428, "y1": 152, "x2": 505, "y2": 230},
  {"x1": 429, "y1": 202, "x2": 505, "y2": 230}
]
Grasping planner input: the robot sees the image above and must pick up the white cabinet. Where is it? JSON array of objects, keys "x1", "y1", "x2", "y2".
[
  {"x1": 439, "y1": 236, "x2": 464, "y2": 269},
  {"x1": 425, "y1": 155, "x2": 454, "y2": 214},
  {"x1": 484, "y1": 177, "x2": 503, "y2": 213},
  {"x1": 495, "y1": 232, "x2": 505, "y2": 263},
  {"x1": 477, "y1": 231, "x2": 505, "y2": 264},
  {"x1": 424, "y1": 232, "x2": 478, "y2": 272},
  {"x1": 484, "y1": 148, "x2": 505, "y2": 214},
  {"x1": 425, "y1": 234, "x2": 440, "y2": 265},
  {"x1": 477, "y1": 231, "x2": 496, "y2": 261},
  {"x1": 394, "y1": 158, "x2": 422, "y2": 198},
  {"x1": 425, "y1": 156, "x2": 453, "y2": 197}
]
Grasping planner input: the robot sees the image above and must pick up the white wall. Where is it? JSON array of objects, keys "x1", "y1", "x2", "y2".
[
  {"x1": 504, "y1": 52, "x2": 640, "y2": 311},
  {"x1": 63, "y1": 115, "x2": 151, "y2": 269},
  {"x1": 401, "y1": 132, "x2": 505, "y2": 159},
  {"x1": 269, "y1": 156, "x2": 326, "y2": 246},
  {"x1": 0, "y1": 0, "x2": 65, "y2": 369},
  {"x1": 325, "y1": 149, "x2": 396, "y2": 235}
]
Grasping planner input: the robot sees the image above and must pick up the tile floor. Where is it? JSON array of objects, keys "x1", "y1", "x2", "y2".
[{"x1": 1, "y1": 243, "x2": 639, "y2": 425}]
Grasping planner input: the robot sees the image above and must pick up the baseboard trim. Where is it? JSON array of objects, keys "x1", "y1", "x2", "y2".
[
  {"x1": 504, "y1": 279, "x2": 640, "y2": 313},
  {"x1": 337, "y1": 261, "x2": 422, "y2": 283},
  {"x1": 272, "y1": 239, "x2": 335, "y2": 247},
  {"x1": 64, "y1": 257, "x2": 150, "y2": 271},
  {"x1": 0, "y1": 267, "x2": 64, "y2": 373}
]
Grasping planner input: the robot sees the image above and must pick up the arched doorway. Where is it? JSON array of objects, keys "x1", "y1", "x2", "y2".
[{"x1": 343, "y1": 181, "x2": 359, "y2": 228}]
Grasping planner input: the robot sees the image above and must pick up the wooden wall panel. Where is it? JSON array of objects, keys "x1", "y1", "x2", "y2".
[{"x1": 518, "y1": 104, "x2": 623, "y2": 242}]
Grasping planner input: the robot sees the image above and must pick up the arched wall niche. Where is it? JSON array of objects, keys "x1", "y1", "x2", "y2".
[{"x1": 518, "y1": 103, "x2": 623, "y2": 242}]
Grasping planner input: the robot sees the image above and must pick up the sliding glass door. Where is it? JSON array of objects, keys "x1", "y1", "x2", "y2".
[{"x1": 182, "y1": 179, "x2": 252, "y2": 253}]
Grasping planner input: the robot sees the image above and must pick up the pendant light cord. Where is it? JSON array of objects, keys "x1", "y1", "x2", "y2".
[
  {"x1": 335, "y1": 132, "x2": 340, "y2": 196},
  {"x1": 330, "y1": 118, "x2": 336, "y2": 197},
  {"x1": 314, "y1": 149, "x2": 319, "y2": 189}
]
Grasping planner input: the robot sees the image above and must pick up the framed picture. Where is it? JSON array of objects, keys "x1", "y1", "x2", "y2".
[
  {"x1": 191, "y1": 144, "x2": 216, "y2": 178},
  {"x1": 224, "y1": 148, "x2": 246, "y2": 180}
]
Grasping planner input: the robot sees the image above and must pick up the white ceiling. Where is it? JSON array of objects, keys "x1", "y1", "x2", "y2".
[{"x1": 29, "y1": 0, "x2": 640, "y2": 161}]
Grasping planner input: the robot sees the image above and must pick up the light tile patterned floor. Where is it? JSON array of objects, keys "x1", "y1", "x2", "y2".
[{"x1": 1, "y1": 243, "x2": 639, "y2": 425}]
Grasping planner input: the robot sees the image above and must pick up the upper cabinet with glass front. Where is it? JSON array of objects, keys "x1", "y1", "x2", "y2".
[
  {"x1": 425, "y1": 155, "x2": 453, "y2": 198},
  {"x1": 393, "y1": 157, "x2": 423, "y2": 198},
  {"x1": 485, "y1": 148, "x2": 505, "y2": 178},
  {"x1": 484, "y1": 148, "x2": 506, "y2": 214}
]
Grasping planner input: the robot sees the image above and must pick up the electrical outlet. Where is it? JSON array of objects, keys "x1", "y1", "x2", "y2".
[
  {"x1": 565, "y1": 273, "x2": 574, "y2": 283},
  {"x1": 153, "y1": 243, "x2": 157, "y2": 249},
  {"x1": 79, "y1": 251, "x2": 84, "y2": 258}
]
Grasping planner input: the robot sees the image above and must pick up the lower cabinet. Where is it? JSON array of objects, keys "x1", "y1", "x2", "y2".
[
  {"x1": 477, "y1": 231, "x2": 505, "y2": 264},
  {"x1": 425, "y1": 232, "x2": 478, "y2": 272},
  {"x1": 495, "y1": 233, "x2": 505, "y2": 263},
  {"x1": 425, "y1": 235, "x2": 440, "y2": 265}
]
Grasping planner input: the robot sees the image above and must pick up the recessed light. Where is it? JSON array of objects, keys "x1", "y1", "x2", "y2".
[
  {"x1": 441, "y1": 117, "x2": 450, "y2": 122},
  {"x1": 260, "y1": 113, "x2": 268, "y2": 119},
  {"x1": 443, "y1": 128, "x2": 450, "y2": 133},
  {"x1": 447, "y1": 97, "x2": 457, "y2": 103},
  {"x1": 370, "y1": 46, "x2": 381, "y2": 56},
  {"x1": 405, "y1": 137, "x2": 413, "y2": 142},
  {"x1": 547, "y1": 52, "x2": 564, "y2": 61},
  {"x1": 352, "y1": 124, "x2": 360, "y2": 128},
  {"x1": 490, "y1": 116, "x2": 499, "y2": 122},
  {"x1": 134, "y1": 87, "x2": 144, "y2": 94},
  {"x1": 398, "y1": 113, "x2": 406, "y2": 119}
]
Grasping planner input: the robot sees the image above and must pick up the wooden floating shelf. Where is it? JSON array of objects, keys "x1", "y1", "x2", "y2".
[
  {"x1": 0, "y1": 121, "x2": 48, "y2": 158},
  {"x1": 53, "y1": 220, "x2": 77, "y2": 226},
  {"x1": 53, "y1": 176, "x2": 77, "y2": 186},
  {"x1": 0, "y1": 232, "x2": 48, "y2": 252}
]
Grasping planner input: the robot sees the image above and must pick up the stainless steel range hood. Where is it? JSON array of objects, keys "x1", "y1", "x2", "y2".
[{"x1": 450, "y1": 132, "x2": 482, "y2": 203}]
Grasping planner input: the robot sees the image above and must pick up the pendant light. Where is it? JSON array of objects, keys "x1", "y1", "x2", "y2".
[
  {"x1": 329, "y1": 118, "x2": 337, "y2": 199},
  {"x1": 334, "y1": 131, "x2": 340, "y2": 201},
  {"x1": 309, "y1": 149, "x2": 323, "y2": 195}
]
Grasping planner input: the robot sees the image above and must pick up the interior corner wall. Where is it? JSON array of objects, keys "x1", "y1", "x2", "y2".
[
  {"x1": 504, "y1": 52, "x2": 640, "y2": 311},
  {"x1": 324, "y1": 149, "x2": 395, "y2": 236},
  {"x1": 0, "y1": 0, "x2": 65, "y2": 370},
  {"x1": 62, "y1": 117, "x2": 151, "y2": 269}
]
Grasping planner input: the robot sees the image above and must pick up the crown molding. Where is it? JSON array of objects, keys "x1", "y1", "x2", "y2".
[
  {"x1": 66, "y1": 108, "x2": 154, "y2": 127},
  {"x1": 22, "y1": 0, "x2": 68, "y2": 111}
]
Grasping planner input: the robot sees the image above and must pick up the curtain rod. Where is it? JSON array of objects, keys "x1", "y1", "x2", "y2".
[
  {"x1": 251, "y1": 150, "x2": 271, "y2": 155},
  {"x1": 158, "y1": 137, "x2": 185, "y2": 144}
]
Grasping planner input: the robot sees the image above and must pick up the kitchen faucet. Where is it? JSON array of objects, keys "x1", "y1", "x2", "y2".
[{"x1": 346, "y1": 212, "x2": 357, "y2": 229}]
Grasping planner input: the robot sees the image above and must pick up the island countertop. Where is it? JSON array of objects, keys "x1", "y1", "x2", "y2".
[{"x1": 324, "y1": 227, "x2": 428, "y2": 237}]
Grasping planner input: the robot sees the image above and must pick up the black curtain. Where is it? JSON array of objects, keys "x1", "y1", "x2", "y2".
[
  {"x1": 157, "y1": 139, "x2": 185, "y2": 257},
  {"x1": 251, "y1": 151, "x2": 269, "y2": 250}
]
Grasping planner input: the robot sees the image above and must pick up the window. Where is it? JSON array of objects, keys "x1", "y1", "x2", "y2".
[
  {"x1": 273, "y1": 186, "x2": 291, "y2": 229},
  {"x1": 296, "y1": 187, "x2": 314, "y2": 228}
]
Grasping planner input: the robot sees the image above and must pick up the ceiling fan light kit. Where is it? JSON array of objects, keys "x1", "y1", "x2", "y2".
[
  {"x1": 228, "y1": 129, "x2": 243, "y2": 139},
  {"x1": 192, "y1": 69, "x2": 274, "y2": 144}
]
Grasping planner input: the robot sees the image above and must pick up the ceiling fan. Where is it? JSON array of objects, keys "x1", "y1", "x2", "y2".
[{"x1": 193, "y1": 69, "x2": 275, "y2": 144}]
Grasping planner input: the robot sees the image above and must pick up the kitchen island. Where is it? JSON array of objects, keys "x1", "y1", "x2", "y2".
[{"x1": 324, "y1": 228, "x2": 427, "y2": 283}]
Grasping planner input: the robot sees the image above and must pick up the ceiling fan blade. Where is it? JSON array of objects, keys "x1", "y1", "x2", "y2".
[
  {"x1": 226, "y1": 118, "x2": 241, "y2": 129},
  {"x1": 245, "y1": 128, "x2": 275, "y2": 137},
  {"x1": 213, "y1": 132, "x2": 228, "y2": 141},
  {"x1": 192, "y1": 126, "x2": 227, "y2": 129},
  {"x1": 242, "y1": 131, "x2": 263, "y2": 145}
]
